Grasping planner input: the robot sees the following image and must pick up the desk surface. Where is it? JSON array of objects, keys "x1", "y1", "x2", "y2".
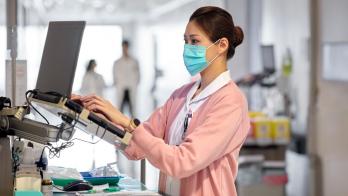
[{"x1": 53, "y1": 177, "x2": 160, "y2": 196}]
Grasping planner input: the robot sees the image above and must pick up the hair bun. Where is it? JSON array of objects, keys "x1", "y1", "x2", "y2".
[{"x1": 233, "y1": 26, "x2": 244, "y2": 47}]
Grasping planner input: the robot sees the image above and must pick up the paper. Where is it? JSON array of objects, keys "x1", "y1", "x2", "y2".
[{"x1": 323, "y1": 42, "x2": 348, "y2": 81}]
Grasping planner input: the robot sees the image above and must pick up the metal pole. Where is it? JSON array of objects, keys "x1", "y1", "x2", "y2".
[
  {"x1": 140, "y1": 159, "x2": 146, "y2": 185},
  {"x1": 0, "y1": 1, "x2": 19, "y2": 195},
  {"x1": 6, "y1": 0, "x2": 18, "y2": 105},
  {"x1": 308, "y1": 0, "x2": 322, "y2": 195},
  {"x1": 0, "y1": 137, "x2": 13, "y2": 195}
]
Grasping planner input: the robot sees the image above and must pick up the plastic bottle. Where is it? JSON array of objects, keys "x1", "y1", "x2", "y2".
[{"x1": 282, "y1": 48, "x2": 293, "y2": 77}]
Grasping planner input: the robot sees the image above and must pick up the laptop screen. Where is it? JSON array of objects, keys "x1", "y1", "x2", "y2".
[{"x1": 35, "y1": 21, "x2": 86, "y2": 97}]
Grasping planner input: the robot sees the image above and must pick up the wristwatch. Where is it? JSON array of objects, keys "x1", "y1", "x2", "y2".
[{"x1": 126, "y1": 118, "x2": 141, "y2": 133}]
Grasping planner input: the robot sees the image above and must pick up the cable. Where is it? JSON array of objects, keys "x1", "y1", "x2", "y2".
[
  {"x1": 38, "y1": 145, "x2": 50, "y2": 162},
  {"x1": 95, "y1": 124, "x2": 100, "y2": 137},
  {"x1": 46, "y1": 141, "x2": 75, "y2": 159},
  {"x1": 44, "y1": 112, "x2": 79, "y2": 159},
  {"x1": 23, "y1": 90, "x2": 106, "y2": 159},
  {"x1": 11, "y1": 146, "x2": 21, "y2": 172},
  {"x1": 44, "y1": 126, "x2": 106, "y2": 159},
  {"x1": 58, "y1": 112, "x2": 106, "y2": 145},
  {"x1": 25, "y1": 90, "x2": 50, "y2": 125},
  {"x1": 70, "y1": 127, "x2": 106, "y2": 145},
  {"x1": 61, "y1": 112, "x2": 80, "y2": 131},
  {"x1": 52, "y1": 184, "x2": 65, "y2": 191},
  {"x1": 12, "y1": 137, "x2": 22, "y2": 171}
]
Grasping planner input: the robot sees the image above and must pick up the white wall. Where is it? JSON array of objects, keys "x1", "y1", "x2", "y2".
[
  {"x1": 261, "y1": 0, "x2": 310, "y2": 134},
  {"x1": 320, "y1": 0, "x2": 348, "y2": 43},
  {"x1": 225, "y1": 0, "x2": 250, "y2": 80}
]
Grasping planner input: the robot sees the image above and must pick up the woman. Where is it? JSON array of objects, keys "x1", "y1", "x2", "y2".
[
  {"x1": 76, "y1": 6, "x2": 249, "y2": 196},
  {"x1": 80, "y1": 59, "x2": 106, "y2": 96}
]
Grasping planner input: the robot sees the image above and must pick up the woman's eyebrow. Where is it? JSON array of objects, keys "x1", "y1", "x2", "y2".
[
  {"x1": 184, "y1": 34, "x2": 200, "y2": 38},
  {"x1": 190, "y1": 34, "x2": 200, "y2": 38}
]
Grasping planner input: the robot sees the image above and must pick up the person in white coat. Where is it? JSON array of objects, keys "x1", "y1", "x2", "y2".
[
  {"x1": 79, "y1": 59, "x2": 116, "y2": 170},
  {"x1": 113, "y1": 40, "x2": 140, "y2": 117},
  {"x1": 80, "y1": 59, "x2": 106, "y2": 96},
  {"x1": 113, "y1": 40, "x2": 140, "y2": 179}
]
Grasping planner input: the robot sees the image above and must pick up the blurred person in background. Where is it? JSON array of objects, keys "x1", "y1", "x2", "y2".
[
  {"x1": 113, "y1": 40, "x2": 140, "y2": 117},
  {"x1": 75, "y1": 6, "x2": 249, "y2": 196},
  {"x1": 80, "y1": 59, "x2": 106, "y2": 96},
  {"x1": 79, "y1": 59, "x2": 109, "y2": 170}
]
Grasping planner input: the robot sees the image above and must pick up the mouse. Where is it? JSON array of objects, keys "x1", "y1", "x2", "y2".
[{"x1": 63, "y1": 180, "x2": 93, "y2": 192}]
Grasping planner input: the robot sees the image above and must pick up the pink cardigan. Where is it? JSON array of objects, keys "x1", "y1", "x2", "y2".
[{"x1": 124, "y1": 81, "x2": 250, "y2": 195}]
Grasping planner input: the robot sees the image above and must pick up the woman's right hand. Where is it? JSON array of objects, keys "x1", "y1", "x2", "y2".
[
  {"x1": 70, "y1": 94, "x2": 81, "y2": 100},
  {"x1": 79, "y1": 94, "x2": 130, "y2": 128}
]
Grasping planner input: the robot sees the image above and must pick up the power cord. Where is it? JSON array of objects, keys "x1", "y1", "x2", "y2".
[
  {"x1": 52, "y1": 184, "x2": 65, "y2": 191},
  {"x1": 57, "y1": 112, "x2": 80, "y2": 134},
  {"x1": 70, "y1": 127, "x2": 107, "y2": 145},
  {"x1": 40, "y1": 126, "x2": 107, "y2": 159},
  {"x1": 25, "y1": 90, "x2": 50, "y2": 125}
]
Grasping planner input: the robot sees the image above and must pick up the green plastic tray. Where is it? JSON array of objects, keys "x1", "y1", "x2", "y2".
[
  {"x1": 83, "y1": 176, "x2": 122, "y2": 186},
  {"x1": 51, "y1": 178, "x2": 80, "y2": 187}
]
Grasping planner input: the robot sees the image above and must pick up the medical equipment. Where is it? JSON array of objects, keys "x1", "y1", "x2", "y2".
[
  {"x1": 0, "y1": 20, "x2": 132, "y2": 195},
  {"x1": 0, "y1": 94, "x2": 133, "y2": 194}
]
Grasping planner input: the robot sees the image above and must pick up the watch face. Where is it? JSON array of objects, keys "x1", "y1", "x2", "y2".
[{"x1": 133, "y1": 118, "x2": 141, "y2": 126}]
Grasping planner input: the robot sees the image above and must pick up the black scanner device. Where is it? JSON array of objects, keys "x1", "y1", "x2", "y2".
[
  {"x1": 63, "y1": 180, "x2": 93, "y2": 192},
  {"x1": 65, "y1": 99, "x2": 126, "y2": 139}
]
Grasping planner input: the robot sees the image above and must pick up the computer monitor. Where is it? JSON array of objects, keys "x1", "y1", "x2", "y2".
[
  {"x1": 35, "y1": 21, "x2": 86, "y2": 97},
  {"x1": 261, "y1": 45, "x2": 275, "y2": 74}
]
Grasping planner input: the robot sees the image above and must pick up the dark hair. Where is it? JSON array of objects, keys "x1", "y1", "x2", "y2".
[
  {"x1": 86, "y1": 59, "x2": 96, "y2": 72},
  {"x1": 122, "y1": 40, "x2": 130, "y2": 47},
  {"x1": 189, "y1": 6, "x2": 244, "y2": 59}
]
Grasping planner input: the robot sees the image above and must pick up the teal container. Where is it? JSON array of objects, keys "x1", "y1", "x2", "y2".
[{"x1": 15, "y1": 191, "x2": 43, "y2": 196}]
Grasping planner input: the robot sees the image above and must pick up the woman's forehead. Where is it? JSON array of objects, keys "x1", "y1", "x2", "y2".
[{"x1": 184, "y1": 21, "x2": 209, "y2": 40}]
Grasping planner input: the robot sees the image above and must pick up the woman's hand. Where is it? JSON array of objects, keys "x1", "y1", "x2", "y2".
[
  {"x1": 70, "y1": 94, "x2": 84, "y2": 106},
  {"x1": 80, "y1": 94, "x2": 129, "y2": 128},
  {"x1": 70, "y1": 94, "x2": 82, "y2": 100}
]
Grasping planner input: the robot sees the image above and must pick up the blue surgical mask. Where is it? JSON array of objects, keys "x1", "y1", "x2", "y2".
[{"x1": 183, "y1": 39, "x2": 221, "y2": 76}]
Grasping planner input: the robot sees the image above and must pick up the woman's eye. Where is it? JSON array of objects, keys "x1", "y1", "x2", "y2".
[
  {"x1": 184, "y1": 39, "x2": 188, "y2": 44},
  {"x1": 192, "y1": 39, "x2": 199, "y2": 44}
]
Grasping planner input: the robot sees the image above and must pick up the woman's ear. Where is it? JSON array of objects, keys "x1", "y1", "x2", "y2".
[{"x1": 218, "y1": 37, "x2": 229, "y2": 54}]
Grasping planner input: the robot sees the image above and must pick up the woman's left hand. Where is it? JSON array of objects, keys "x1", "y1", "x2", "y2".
[{"x1": 80, "y1": 94, "x2": 129, "y2": 128}]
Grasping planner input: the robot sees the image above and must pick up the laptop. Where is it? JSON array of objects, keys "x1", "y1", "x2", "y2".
[
  {"x1": 33, "y1": 21, "x2": 86, "y2": 103},
  {"x1": 31, "y1": 21, "x2": 126, "y2": 139}
]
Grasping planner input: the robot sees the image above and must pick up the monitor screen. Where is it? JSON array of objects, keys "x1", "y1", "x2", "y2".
[
  {"x1": 261, "y1": 45, "x2": 275, "y2": 74},
  {"x1": 35, "y1": 21, "x2": 86, "y2": 97}
]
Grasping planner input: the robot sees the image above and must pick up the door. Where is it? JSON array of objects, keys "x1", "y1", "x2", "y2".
[{"x1": 309, "y1": 0, "x2": 348, "y2": 195}]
